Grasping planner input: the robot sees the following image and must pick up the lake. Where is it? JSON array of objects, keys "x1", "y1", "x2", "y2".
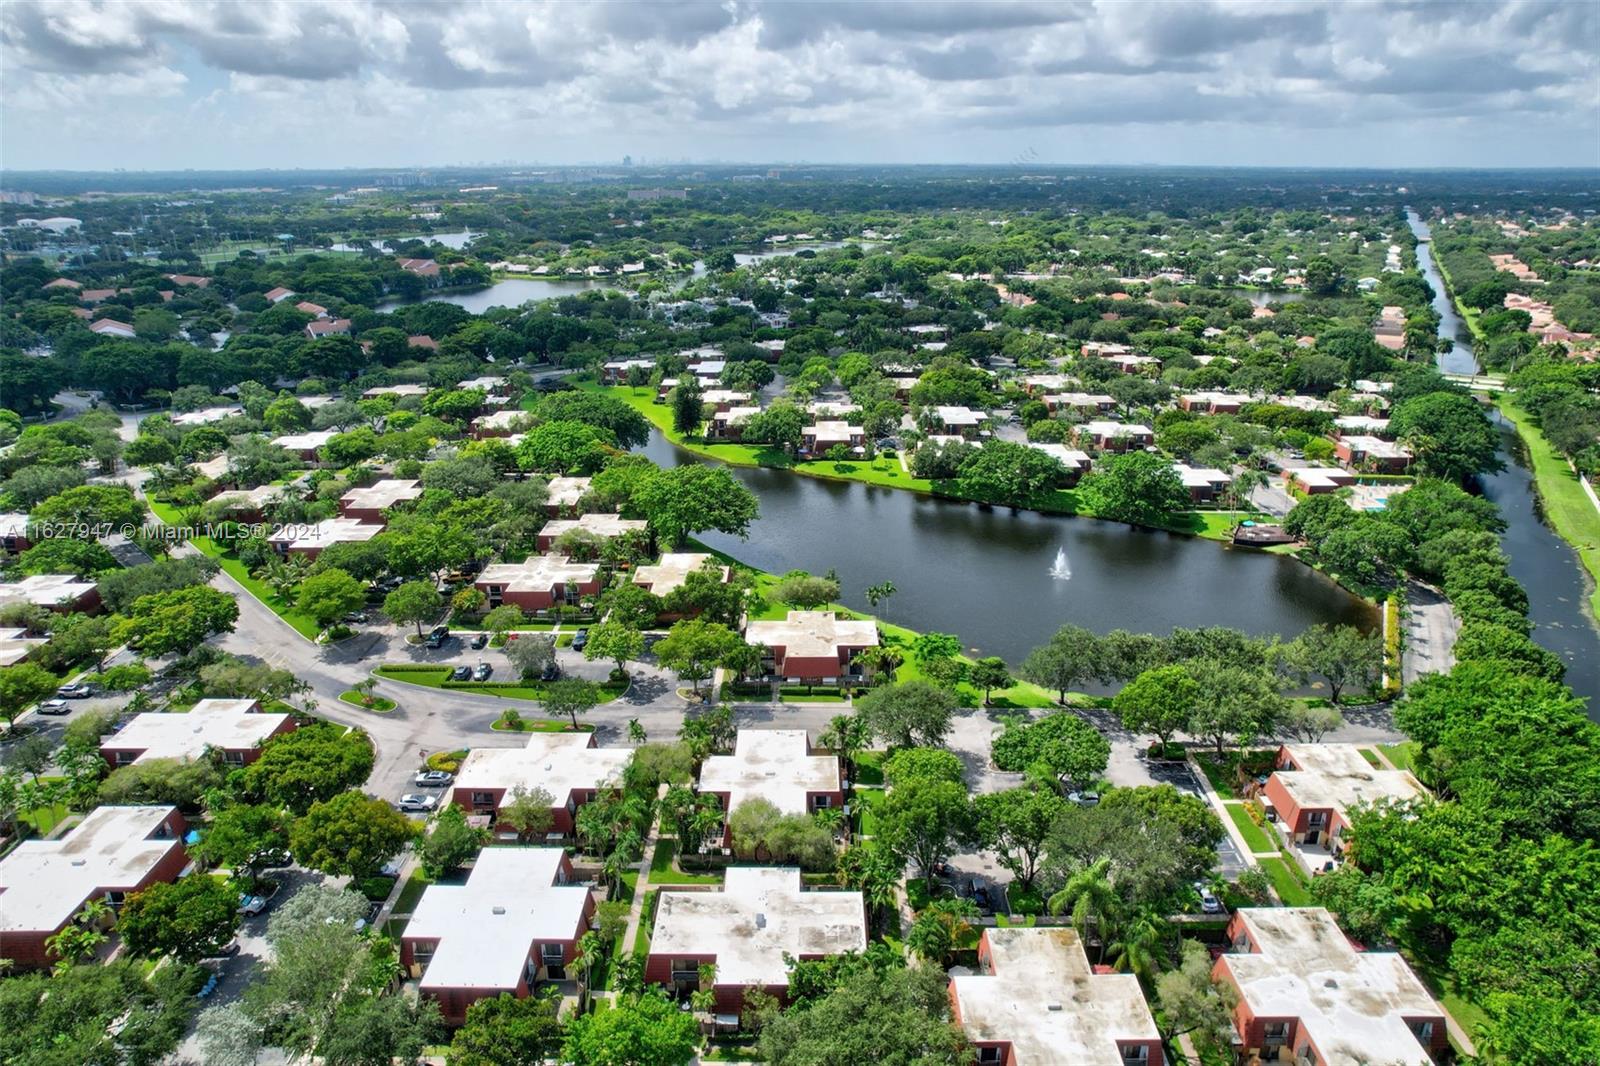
[{"x1": 637, "y1": 430, "x2": 1375, "y2": 665}]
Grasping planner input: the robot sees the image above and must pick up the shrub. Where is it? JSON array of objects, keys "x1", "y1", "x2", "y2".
[
  {"x1": 427, "y1": 749, "x2": 467, "y2": 774},
  {"x1": 356, "y1": 875, "x2": 396, "y2": 901}
]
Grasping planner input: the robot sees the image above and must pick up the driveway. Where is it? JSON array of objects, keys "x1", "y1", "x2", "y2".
[{"x1": 1403, "y1": 580, "x2": 1458, "y2": 683}]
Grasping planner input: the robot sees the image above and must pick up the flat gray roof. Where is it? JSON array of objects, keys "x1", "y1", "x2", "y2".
[
  {"x1": 651, "y1": 867, "x2": 866, "y2": 987},
  {"x1": 1275, "y1": 744, "x2": 1425, "y2": 816},
  {"x1": 0, "y1": 806, "x2": 180, "y2": 934},
  {"x1": 698, "y1": 730, "x2": 839, "y2": 817},
  {"x1": 103, "y1": 700, "x2": 288, "y2": 763}
]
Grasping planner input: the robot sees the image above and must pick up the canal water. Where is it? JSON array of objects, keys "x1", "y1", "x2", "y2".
[
  {"x1": 638, "y1": 430, "x2": 1373, "y2": 664},
  {"x1": 1407, "y1": 208, "x2": 1600, "y2": 707}
]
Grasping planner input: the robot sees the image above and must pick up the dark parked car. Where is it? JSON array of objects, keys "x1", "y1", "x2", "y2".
[
  {"x1": 450, "y1": 665, "x2": 472, "y2": 681},
  {"x1": 470, "y1": 633, "x2": 489, "y2": 650},
  {"x1": 473, "y1": 662, "x2": 493, "y2": 681},
  {"x1": 570, "y1": 628, "x2": 589, "y2": 651},
  {"x1": 540, "y1": 662, "x2": 561, "y2": 682},
  {"x1": 425, "y1": 625, "x2": 452, "y2": 649}
]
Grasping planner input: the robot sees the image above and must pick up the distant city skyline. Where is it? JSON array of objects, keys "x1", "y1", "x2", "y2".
[{"x1": 2, "y1": 0, "x2": 1596, "y2": 172}]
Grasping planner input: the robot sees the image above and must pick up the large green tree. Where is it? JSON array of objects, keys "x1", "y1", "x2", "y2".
[
  {"x1": 119, "y1": 874, "x2": 241, "y2": 963},
  {"x1": 758, "y1": 964, "x2": 970, "y2": 1066},
  {"x1": 1077, "y1": 450, "x2": 1190, "y2": 527},
  {"x1": 290, "y1": 790, "x2": 417, "y2": 880},
  {"x1": 447, "y1": 992, "x2": 563, "y2": 1066},
  {"x1": 635, "y1": 464, "x2": 759, "y2": 548}
]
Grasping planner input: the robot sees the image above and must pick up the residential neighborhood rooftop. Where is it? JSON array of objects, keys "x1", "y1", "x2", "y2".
[
  {"x1": 744, "y1": 611, "x2": 879, "y2": 661},
  {"x1": 476, "y1": 554, "x2": 599, "y2": 594},
  {"x1": 1218, "y1": 908, "x2": 1444, "y2": 1066},
  {"x1": 632, "y1": 553, "x2": 729, "y2": 597},
  {"x1": 405, "y1": 847, "x2": 590, "y2": 990},
  {"x1": 651, "y1": 867, "x2": 866, "y2": 988},
  {"x1": 269, "y1": 429, "x2": 338, "y2": 452},
  {"x1": 339, "y1": 479, "x2": 423, "y2": 514},
  {"x1": 453, "y1": 733, "x2": 631, "y2": 810},
  {"x1": 951, "y1": 927, "x2": 1161, "y2": 1065},
  {"x1": 0, "y1": 573, "x2": 97, "y2": 609},
  {"x1": 543, "y1": 476, "x2": 592, "y2": 509},
  {"x1": 103, "y1": 699, "x2": 289, "y2": 764},
  {"x1": 540, "y1": 513, "x2": 649, "y2": 542},
  {"x1": 0, "y1": 806, "x2": 183, "y2": 936},
  {"x1": 268, "y1": 517, "x2": 384, "y2": 552},
  {"x1": 1274, "y1": 744, "x2": 1426, "y2": 815},
  {"x1": 698, "y1": 730, "x2": 841, "y2": 817}
]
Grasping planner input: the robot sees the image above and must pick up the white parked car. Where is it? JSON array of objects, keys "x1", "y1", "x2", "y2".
[{"x1": 397, "y1": 793, "x2": 438, "y2": 812}]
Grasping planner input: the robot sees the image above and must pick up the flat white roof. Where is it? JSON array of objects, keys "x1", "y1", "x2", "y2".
[
  {"x1": 1334, "y1": 415, "x2": 1390, "y2": 434},
  {"x1": 340, "y1": 478, "x2": 422, "y2": 513},
  {"x1": 103, "y1": 699, "x2": 289, "y2": 763},
  {"x1": 1079, "y1": 421, "x2": 1152, "y2": 438},
  {"x1": 361, "y1": 383, "x2": 429, "y2": 397},
  {"x1": 0, "y1": 626, "x2": 46, "y2": 667},
  {"x1": 477, "y1": 554, "x2": 599, "y2": 594},
  {"x1": 544, "y1": 476, "x2": 592, "y2": 509},
  {"x1": 1173, "y1": 463, "x2": 1230, "y2": 489},
  {"x1": 1221, "y1": 908, "x2": 1442, "y2": 1065},
  {"x1": 172, "y1": 405, "x2": 243, "y2": 426},
  {"x1": 935, "y1": 405, "x2": 983, "y2": 425},
  {"x1": 541, "y1": 514, "x2": 648, "y2": 541},
  {"x1": 473, "y1": 409, "x2": 529, "y2": 432},
  {"x1": 0, "y1": 513, "x2": 28, "y2": 538},
  {"x1": 801, "y1": 420, "x2": 861, "y2": 443},
  {"x1": 0, "y1": 574, "x2": 96, "y2": 609},
  {"x1": 952, "y1": 927, "x2": 1159, "y2": 1065},
  {"x1": 698, "y1": 730, "x2": 839, "y2": 817},
  {"x1": 651, "y1": 867, "x2": 866, "y2": 987},
  {"x1": 1275, "y1": 744, "x2": 1425, "y2": 815},
  {"x1": 269, "y1": 517, "x2": 384, "y2": 551},
  {"x1": 210, "y1": 484, "x2": 286, "y2": 511},
  {"x1": 269, "y1": 429, "x2": 338, "y2": 452},
  {"x1": 1022, "y1": 374, "x2": 1073, "y2": 391},
  {"x1": 1026, "y1": 443, "x2": 1092, "y2": 469},
  {"x1": 714, "y1": 406, "x2": 761, "y2": 426},
  {"x1": 633, "y1": 553, "x2": 728, "y2": 597},
  {"x1": 454, "y1": 732, "x2": 630, "y2": 806},
  {"x1": 807, "y1": 401, "x2": 860, "y2": 418},
  {"x1": 458, "y1": 376, "x2": 507, "y2": 392},
  {"x1": 1044, "y1": 392, "x2": 1114, "y2": 407},
  {"x1": 745, "y1": 610, "x2": 878, "y2": 660},
  {"x1": 407, "y1": 848, "x2": 590, "y2": 990},
  {"x1": 0, "y1": 806, "x2": 180, "y2": 934},
  {"x1": 1340, "y1": 435, "x2": 1412, "y2": 460},
  {"x1": 701, "y1": 389, "x2": 751, "y2": 406}
]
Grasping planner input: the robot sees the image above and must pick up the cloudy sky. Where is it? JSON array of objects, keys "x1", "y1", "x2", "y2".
[{"x1": 2, "y1": 0, "x2": 1596, "y2": 172}]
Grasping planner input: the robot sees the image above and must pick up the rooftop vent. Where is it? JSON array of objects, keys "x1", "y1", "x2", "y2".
[
  {"x1": 492, "y1": 906, "x2": 506, "y2": 915},
  {"x1": 755, "y1": 913, "x2": 767, "y2": 929},
  {"x1": 1324, "y1": 978, "x2": 1339, "y2": 990},
  {"x1": 1046, "y1": 1003, "x2": 1063, "y2": 1012}
]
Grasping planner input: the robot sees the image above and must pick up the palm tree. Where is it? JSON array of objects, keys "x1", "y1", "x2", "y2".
[
  {"x1": 627, "y1": 718, "x2": 647, "y2": 746},
  {"x1": 819, "y1": 713, "x2": 868, "y2": 780},
  {"x1": 852, "y1": 645, "x2": 903, "y2": 686},
  {"x1": 571, "y1": 930, "x2": 603, "y2": 1009},
  {"x1": 1048, "y1": 857, "x2": 1121, "y2": 964},
  {"x1": 1109, "y1": 912, "x2": 1170, "y2": 980}
]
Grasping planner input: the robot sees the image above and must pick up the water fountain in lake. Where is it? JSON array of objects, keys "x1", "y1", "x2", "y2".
[{"x1": 1049, "y1": 547, "x2": 1072, "y2": 580}]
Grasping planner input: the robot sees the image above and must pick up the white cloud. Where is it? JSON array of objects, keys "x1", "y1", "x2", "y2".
[{"x1": 0, "y1": 0, "x2": 1594, "y2": 168}]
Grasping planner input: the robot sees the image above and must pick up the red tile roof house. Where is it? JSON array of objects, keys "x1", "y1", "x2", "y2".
[
  {"x1": 451, "y1": 732, "x2": 632, "y2": 837},
  {"x1": 798, "y1": 420, "x2": 864, "y2": 458},
  {"x1": 1260, "y1": 744, "x2": 1425, "y2": 873},
  {"x1": 474, "y1": 554, "x2": 602, "y2": 611},
  {"x1": 100, "y1": 698, "x2": 296, "y2": 770},
  {"x1": 535, "y1": 513, "x2": 649, "y2": 553},
  {"x1": 267, "y1": 517, "x2": 384, "y2": 560},
  {"x1": 646, "y1": 867, "x2": 867, "y2": 1013},
  {"x1": 79, "y1": 288, "x2": 120, "y2": 304},
  {"x1": 400, "y1": 847, "x2": 595, "y2": 1025},
  {"x1": 697, "y1": 730, "x2": 844, "y2": 848},
  {"x1": 407, "y1": 334, "x2": 439, "y2": 351},
  {"x1": 338, "y1": 478, "x2": 423, "y2": 523},
  {"x1": 950, "y1": 927, "x2": 1163, "y2": 1066},
  {"x1": 1332, "y1": 435, "x2": 1412, "y2": 474},
  {"x1": 0, "y1": 805, "x2": 189, "y2": 970},
  {"x1": 398, "y1": 258, "x2": 443, "y2": 283},
  {"x1": 744, "y1": 610, "x2": 879, "y2": 683},
  {"x1": 44, "y1": 277, "x2": 82, "y2": 291},
  {"x1": 1073, "y1": 421, "x2": 1154, "y2": 452},
  {"x1": 88, "y1": 318, "x2": 137, "y2": 339},
  {"x1": 164, "y1": 273, "x2": 210, "y2": 288},
  {"x1": 295, "y1": 300, "x2": 331, "y2": 318},
  {"x1": 263, "y1": 286, "x2": 296, "y2": 303},
  {"x1": 304, "y1": 318, "x2": 352, "y2": 340},
  {"x1": 1212, "y1": 908, "x2": 1448, "y2": 1066}
]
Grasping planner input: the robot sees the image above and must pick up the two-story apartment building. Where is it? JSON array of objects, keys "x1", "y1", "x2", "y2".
[
  {"x1": 100, "y1": 698, "x2": 295, "y2": 770},
  {"x1": 1073, "y1": 421, "x2": 1154, "y2": 452},
  {"x1": 1261, "y1": 744, "x2": 1425, "y2": 868},
  {"x1": 0, "y1": 806, "x2": 189, "y2": 969},
  {"x1": 451, "y1": 732, "x2": 631, "y2": 837},
  {"x1": 646, "y1": 867, "x2": 866, "y2": 1013},
  {"x1": 337, "y1": 479, "x2": 422, "y2": 523},
  {"x1": 474, "y1": 555, "x2": 602, "y2": 611},
  {"x1": 950, "y1": 927, "x2": 1164, "y2": 1066},
  {"x1": 744, "y1": 610, "x2": 879, "y2": 683},
  {"x1": 698, "y1": 730, "x2": 843, "y2": 846},
  {"x1": 400, "y1": 848, "x2": 595, "y2": 1024},
  {"x1": 1212, "y1": 908, "x2": 1448, "y2": 1065},
  {"x1": 535, "y1": 513, "x2": 649, "y2": 553}
]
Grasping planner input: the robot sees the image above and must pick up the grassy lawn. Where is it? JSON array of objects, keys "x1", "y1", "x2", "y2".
[
  {"x1": 374, "y1": 665, "x2": 627, "y2": 703},
  {"x1": 853, "y1": 750, "x2": 885, "y2": 786},
  {"x1": 853, "y1": 787, "x2": 885, "y2": 837},
  {"x1": 1378, "y1": 742, "x2": 1420, "y2": 773},
  {"x1": 148, "y1": 500, "x2": 322, "y2": 638},
  {"x1": 1225, "y1": 803, "x2": 1277, "y2": 854},
  {"x1": 632, "y1": 890, "x2": 659, "y2": 959},
  {"x1": 1258, "y1": 856, "x2": 1313, "y2": 906},
  {"x1": 1193, "y1": 753, "x2": 1242, "y2": 798},
  {"x1": 339, "y1": 690, "x2": 396, "y2": 713},
  {"x1": 392, "y1": 870, "x2": 434, "y2": 915},
  {"x1": 1498, "y1": 398, "x2": 1600, "y2": 615},
  {"x1": 490, "y1": 717, "x2": 593, "y2": 733},
  {"x1": 647, "y1": 840, "x2": 723, "y2": 885},
  {"x1": 1357, "y1": 747, "x2": 1381, "y2": 767}
]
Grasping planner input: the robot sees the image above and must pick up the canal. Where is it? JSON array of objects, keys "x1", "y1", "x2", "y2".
[
  {"x1": 1407, "y1": 208, "x2": 1600, "y2": 706},
  {"x1": 638, "y1": 431, "x2": 1374, "y2": 665}
]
